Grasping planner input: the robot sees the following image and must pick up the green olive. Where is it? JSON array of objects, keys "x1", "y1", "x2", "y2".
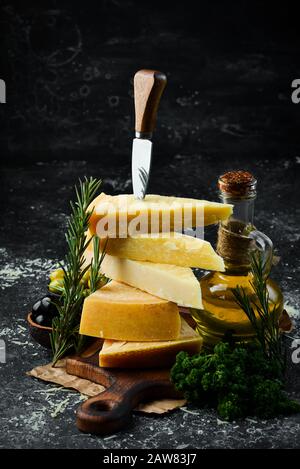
[
  {"x1": 49, "y1": 268, "x2": 64, "y2": 282},
  {"x1": 82, "y1": 288, "x2": 90, "y2": 298},
  {"x1": 80, "y1": 269, "x2": 90, "y2": 286},
  {"x1": 88, "y1": 275, "x2": 108, "y2": 291},
  {"x1": 48, "y1": 278, "x2": 64, "y2": 294}
]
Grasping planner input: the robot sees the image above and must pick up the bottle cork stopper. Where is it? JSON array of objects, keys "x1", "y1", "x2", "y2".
[{"x1": 218, "y1": 170, "x2": 257, "y2": 196}]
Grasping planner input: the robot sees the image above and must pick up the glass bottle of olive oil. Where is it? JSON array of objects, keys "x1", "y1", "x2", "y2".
[{"x1": 196, "y1": 170, "x2": 283, "y2": 348}]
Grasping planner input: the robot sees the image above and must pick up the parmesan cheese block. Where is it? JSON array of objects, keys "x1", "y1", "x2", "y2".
[
  {"x1": 99, "y1": 318, "x2": 202, "y2": 368},
  {"x1": 100, "y1": 254, "x2": 203, "y2": 309},
  {"x1": 80, "y1": 280, "x2": 181, "y2": 341},
  {"x1": 88, "y1": 193, "x2": 233, "y2": 237},
  {"x1": 101, "y1": 232, "x2": 225, "y2": 271}
]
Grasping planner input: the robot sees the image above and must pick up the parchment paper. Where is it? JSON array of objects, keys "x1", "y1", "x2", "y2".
[{"x1": 27, "y1": 360, "x2": 186, "y2": 414}]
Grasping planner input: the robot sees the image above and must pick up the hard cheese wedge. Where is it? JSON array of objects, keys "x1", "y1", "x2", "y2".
[
  {"x1": 101, "y1": 232, "x2": 225, "y2": 271},
  {"x1": 88, "y1": 193, "x2": 233, "y2": 237},
  {"x1": 99, "y1": 318, "x2": 202, "y2": 368},
  {"x1": 80, "y1": 280, "x2": 181, "y2": 341},
  {"x1": 100, "y1": 254, "x2": 203, "y2": 309}
]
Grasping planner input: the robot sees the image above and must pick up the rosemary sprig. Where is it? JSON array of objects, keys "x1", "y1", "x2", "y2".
[
  {"x1": 233, "y1": 251, "x2": 284, "y2": 374},
  {"x1": 73, "y1": 236, "x2": 108, "y2": 356},
  {"x1": 89, "y1": 236, "x2": 108, "y2": 293},
  {"x1": 50, "y1": 177, "x2": 102, "y2": 366}
]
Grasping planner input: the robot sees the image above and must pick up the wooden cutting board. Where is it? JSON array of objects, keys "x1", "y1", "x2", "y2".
[{"x1": 66, "y1": 341, "x2": 182, "y2": 435}]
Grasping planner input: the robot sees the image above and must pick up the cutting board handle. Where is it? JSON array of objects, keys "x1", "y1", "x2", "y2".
[
  {"x1": 76, "y1": 389, "x2": 132, "y2": 435},
  {"x1": 76, "y1": 374, "x2": 179, "y2": 435},
  {"x1": 134, "y1": 69, "x2": 167, "y2": 136}
]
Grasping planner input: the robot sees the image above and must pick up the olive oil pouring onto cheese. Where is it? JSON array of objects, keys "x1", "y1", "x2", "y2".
[{"x1": 194, "y1": 170, "x2": 283, "y2": 347}]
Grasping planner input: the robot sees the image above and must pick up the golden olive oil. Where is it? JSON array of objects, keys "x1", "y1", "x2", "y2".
[
  {"x1": 196, "y1": 171, "x2": 283, "y2": 348},
  {"x1": 197, "y1": 270, "x2": 283, "y2": 347}
]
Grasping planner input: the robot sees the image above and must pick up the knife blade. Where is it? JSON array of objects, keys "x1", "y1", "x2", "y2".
[{"x1": 132, "y1": 69, "x2": 167, "y2": 199}]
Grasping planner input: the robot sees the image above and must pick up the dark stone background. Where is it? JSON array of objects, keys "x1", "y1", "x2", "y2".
[
  {"x1": 1, "y1": 0, "x2": 300, "y2": 165},
  {"x1": 0, "y1": 0, "x2": 300, "y2": 450}
]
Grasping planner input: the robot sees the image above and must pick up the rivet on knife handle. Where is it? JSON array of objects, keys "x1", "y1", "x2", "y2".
[{"x1": 134, "y1": 69, "x2": 167, "y2": 138}]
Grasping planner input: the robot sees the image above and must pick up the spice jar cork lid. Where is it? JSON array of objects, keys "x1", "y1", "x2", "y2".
[{"x1": 218, "y1": 170, "x2": 257, "y2": 197}]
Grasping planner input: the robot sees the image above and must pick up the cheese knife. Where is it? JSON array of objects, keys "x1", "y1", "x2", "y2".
[{"x1": 132, "y1": 69, "x2": 167, "y2": 199}]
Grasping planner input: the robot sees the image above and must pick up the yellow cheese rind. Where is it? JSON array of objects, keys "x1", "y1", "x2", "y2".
[
  {"x1": 102, "y1": 232, "x2": 225, "y2": 271},
  {"x1": 88, "y1": 193, "x2": 233, "y2": 236},
  {"x1": 79, "y1": 281, "x2": 181, "y2": 341},
  {"x1": 100, "y1": 254, "x2": 203, "y2": 309},
  {"x1": 99, "y1": 318, "x2": 202, "y2": 368}
]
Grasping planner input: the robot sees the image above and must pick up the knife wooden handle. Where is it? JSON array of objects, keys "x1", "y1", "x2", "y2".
[{"x1": 134, "y1": 69, "x2": 167, "y2": 135}]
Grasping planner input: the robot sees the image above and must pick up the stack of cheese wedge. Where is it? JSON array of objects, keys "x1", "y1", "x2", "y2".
[{"x1": 80, "y1": 193, "x2": 232, "y2": 368}]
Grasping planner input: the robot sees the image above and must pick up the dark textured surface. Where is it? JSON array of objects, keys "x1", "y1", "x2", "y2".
[
  {"x1": 0, "y1": 156, "x2": 299, "y2": 449},
  {"x1": 1, "y1": 1, "x2": 300, "y2": 164},
  {"x1": 1, "y1": 0, "x2": 300, "y2": 450}
]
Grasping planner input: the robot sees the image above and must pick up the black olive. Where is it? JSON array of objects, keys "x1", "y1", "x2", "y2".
[
  {"x1": 32, "y1": 300, "x2": 42, "y2": 313},
  {"x1": 31, "y1": 294, "x2": 59, "y2": 326},
  {"x1": 34, "y1": 314, "x2": 53, "y2": 327},
  {"x1": 41, "y1": 297, "x2": 51, "y2": 308}
]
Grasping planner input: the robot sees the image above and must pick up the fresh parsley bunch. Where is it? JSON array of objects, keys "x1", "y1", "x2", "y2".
[
  {"x1": 171, "y1": 342, "x2": 300, "y2": 421},
  {"x1": 171, "y1": 252, "x2": 300, "y2": 421}
]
